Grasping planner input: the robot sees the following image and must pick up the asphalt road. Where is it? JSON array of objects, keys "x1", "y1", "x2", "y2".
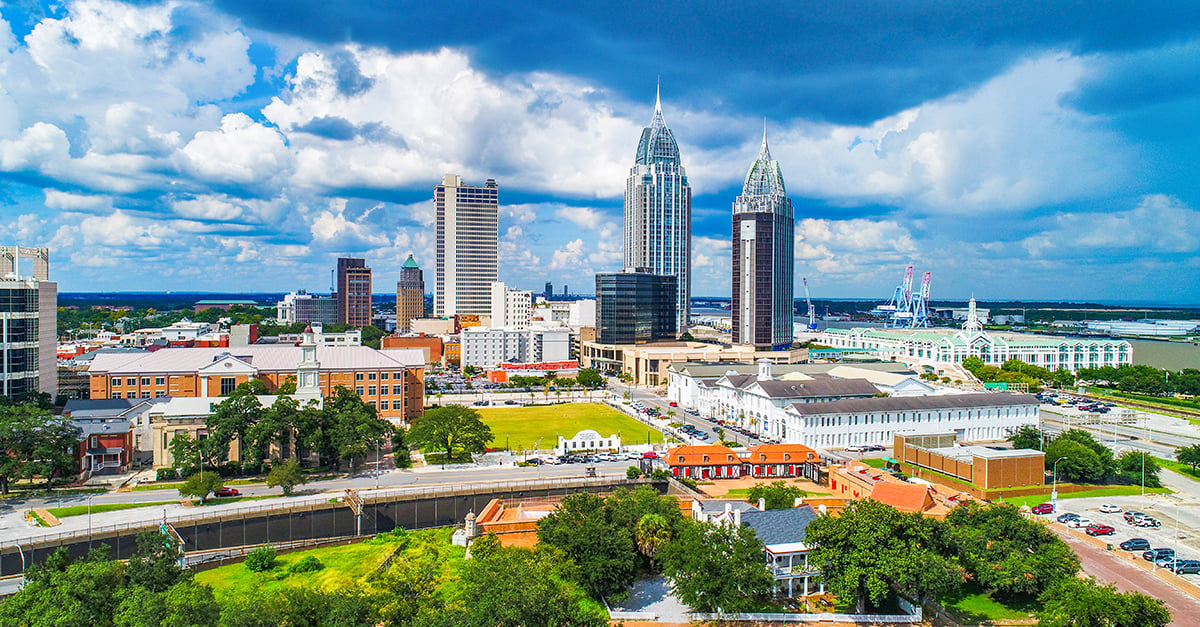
[{"x1": 609, "y1": 380, "x2": 765, "y2": 447}]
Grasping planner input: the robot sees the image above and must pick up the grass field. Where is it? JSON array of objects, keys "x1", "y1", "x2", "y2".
[
  {"x1": 196, "y1": 529, "x2": 463, "y2": 597},
  {"x1": 943, "y1": 586, "x2": 1040, "y2": 622},
  {"x1": 476, "y1": 403, "x2": 664, "y2": 451},
  {"x1": 48, "y1": 501, "x2": 177, "y2": 518},
  {"x1": 999, "y1": 485, "x2": 1171, "y2": 508}
]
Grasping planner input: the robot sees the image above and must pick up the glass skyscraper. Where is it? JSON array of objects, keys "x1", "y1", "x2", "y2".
[
  {"x1": 623, "y1": 89, "x2": 691, "y2": 335},
  {"x1": 732, "y1": 129, "x2": 794, "y2": 350}
]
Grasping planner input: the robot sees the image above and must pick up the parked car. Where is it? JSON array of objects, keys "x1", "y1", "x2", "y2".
[
  {"x1": 1143, "y1": 548, "x2": 1175, "y2": 562},
  {"x1": 1098, "y1": 504, "x2": 1122, "y2": 513},
  {"x1": 668, "y1": 401, "x2": 678, "y2": 407},
  {"x1": 1085, "y1": 524, "x2": 1116, "y2": 536},
  {"x1": 1032, "y1": 503, "x2": 1055, "y2": 515},
  {"x1": 1120, "y1": 538, "x2": 1152, "y2": 551},
  {"x1": 846, "y1": 445, "x2": 869, "y2": 453},
  {"x1": 867, "y1": 444, "x2": 887, "y2": 451},
  {"x1": 1156, "y1": 556, "x2": 1179, "y2": 569},
  {"x1": 642, "y1": 451, "x2": 658, "y2": 459},
  {"x1": 1135, "y1": 517, "x2": 1162, "y2": 528},
  {"x1": 1174, "y1": 560, "x2": 1200, "y2": 575},
  {"x1": 1056, "y1": 513, "x2": 1080, "y2": 524},
  {"x1": 1124, "y1": 510, "x2": 1145, "y2": 523},
  {"x1": 214, "y1": 487, "x2": 240, "y2": 497},
  {"x1": 1066, "y1": 518, "x2": 1093, "y2": 528}
]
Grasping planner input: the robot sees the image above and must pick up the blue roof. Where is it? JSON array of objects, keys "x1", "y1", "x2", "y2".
[{"x1": 740, "y1": 505, "x2": 818, "y2": 546}]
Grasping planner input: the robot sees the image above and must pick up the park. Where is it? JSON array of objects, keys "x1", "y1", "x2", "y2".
[{"x1": 476, "y1": 403, "x2": 665, "y2": 452}]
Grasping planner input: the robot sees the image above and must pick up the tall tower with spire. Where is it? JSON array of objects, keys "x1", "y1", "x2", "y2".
[
  {"x1": 623, "y1": 85, "x2": 692, "y2": 335},
  {"x1": 732, "y1": 125, "x2": 794, "y2": 350}
]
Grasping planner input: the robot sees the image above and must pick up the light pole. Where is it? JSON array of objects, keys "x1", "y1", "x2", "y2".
[
  {"x1": 87, "y1": 495, "x2": 94, "y2": 536},
  {"x1": 1, "y1": 541, "x2": 25, "y2": 576},
  {"x1": 1052, "y1": 456, "x2": 1068, "y2": 508}
]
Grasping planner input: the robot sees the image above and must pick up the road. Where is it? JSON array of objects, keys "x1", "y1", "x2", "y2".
[{"x1": 608, "y1": 380, "x2": 766, "y2": 448}]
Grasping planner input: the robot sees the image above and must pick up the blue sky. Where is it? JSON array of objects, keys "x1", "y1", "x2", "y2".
[{"x1": 1, "y1": 1, "x2": 1199, "y2": 304}]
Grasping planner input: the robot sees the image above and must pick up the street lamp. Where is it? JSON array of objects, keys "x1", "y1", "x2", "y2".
[
  {"x1": 1052, "y1": 456, "x2": 1068, "y2": 508},
  {"x1": 87, "y1": 495, "x2": 94, "y2": 536},
  {"x1": 1, "y1": 541, "x2": 25, "y2": 577}
]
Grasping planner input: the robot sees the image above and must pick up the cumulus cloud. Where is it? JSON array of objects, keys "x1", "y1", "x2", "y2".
[{"x1": 1023, "y1": 194, "x2": 1200, "y2": 257}]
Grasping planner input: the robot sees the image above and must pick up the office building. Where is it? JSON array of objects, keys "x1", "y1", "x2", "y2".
[
  {"x1": 1, "y1": 246, "x2": 56, "y2": 400},
  {"x1": 276, "y1": 291, "x2": 338, "y2": 325},
  {"x1": 595, "y1": 271, "x2": 677, "y2": 345},
  {"x1": 397, "y1": 254, "x2": 425, "y2": 332},
  {"x1": 435, "y1": 174, "x2": 499, "y2": 317},
  {"x1": 732, "y1": 129, "x2": 794, "y2": 350},
  {"x1": 336, "y1": 258, "x2": 373, "y2": 327},
  {"x1": 490, "y1": 281, "x2": 532, "y2": 330},
  {"x1": 623, "y1": 89, "x2": 691, "y2": 334},
  {"x1": 459, "y1": 325, "x2": 571, "y2": 371}
]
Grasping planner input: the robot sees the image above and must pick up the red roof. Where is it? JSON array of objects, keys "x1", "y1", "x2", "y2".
[
  {"x1": 870, "y1": 482, "x2": 934, "y2": 513},
  {"x1": 746, "y1": 443, "x2": 819, "y2": 464},
  {"x1": 666, "y1": 445, "x2": 740, "y2": 467}
]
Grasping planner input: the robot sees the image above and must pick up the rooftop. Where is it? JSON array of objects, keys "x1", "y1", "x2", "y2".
[
  {"x1": 786, "y1": 392, "x2": 1039, "y2": 416},
  {"x1": 86, "y1": 345, "x2": 425, "y2": 375}
]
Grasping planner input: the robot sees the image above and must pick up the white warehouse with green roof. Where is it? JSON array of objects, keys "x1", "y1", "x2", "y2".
[{"x1": 819, "y1": 299, "x2": 1131, "y2": 373}]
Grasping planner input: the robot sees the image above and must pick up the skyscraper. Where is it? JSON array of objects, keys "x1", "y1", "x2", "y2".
[
  {"x1": 435, "y1": 174, "x2": 499, "y2": 317},
  {"x1": 595, "y1": 271, "x2": 677, "y2": 345},
  {"x1": 0, "y1": 246, "x2": 55, "y2": 400},
  {"x1": 336, "y1": 257, "x2": 373, "y2": 327},
  {"x1": 623, "y1": 88, "x2": 691, "y2": 335},
  {"x1": 732, "y1": 128, "x2": 794, "y2": 350},
  {"x1": 396, "y1": 254, "x2": 424, "y2": 332}
]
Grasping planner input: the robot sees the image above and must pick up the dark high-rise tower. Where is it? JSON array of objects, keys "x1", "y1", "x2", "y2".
[
  {"x1": 623, "y1": 87, "x2": 691, "y2": 335},
  {"x1": 336, "y1": 257, "x2": 372, "y2": 327},
  {"x1": 732, "y1": 128, "x2": 794, "y2": 350},
  {"x1": 396, "y1": 254, "x2": 424, "y2": 332}
]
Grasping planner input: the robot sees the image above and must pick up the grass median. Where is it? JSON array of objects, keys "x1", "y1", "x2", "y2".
[{"x1": 48, "y1": 501, "x2": 177, "y2": 518}]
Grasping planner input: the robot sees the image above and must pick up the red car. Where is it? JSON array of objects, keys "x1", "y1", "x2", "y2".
[
  {"x1": 642, "y1": 451, "x2": 658, "y2": 459},
  {"x1": 668, "y1": 401, "x2": 678, "y2": 407},
  {"x1": 214, "y1": 487, "x2": 240, "y2": 497},
  {"x1": 1032, "y1": 503, "x2": 1055, "y2": 515},
  {"x1": 1085, "y1": 524, "x2": 1116, "y2": 536}
]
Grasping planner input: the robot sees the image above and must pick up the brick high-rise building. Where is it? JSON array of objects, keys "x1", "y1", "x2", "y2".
[
  {"x1": 435, "y1": 174, "x2": 498, "y2": 317},
  {"x1": 396, "y1": 254, "x2": 424, "y2": 332},
  {"x1": 336, "y1": 257, "x2": 373, "y2": 327}
]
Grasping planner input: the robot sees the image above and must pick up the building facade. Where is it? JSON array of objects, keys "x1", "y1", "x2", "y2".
[
  {"x1": 435, "y1": 174, "x2": 499, "y2": 317},
  {"x1": 820, "y1": 299, "x2": 1133, "y2": 373},
  {"x1": 595, "y1": 271, "x2": 677, "y2": 345},
  {"x1": 396, "y1": 254, "x2": 425, "y2": 332},
  {"x1": 623, "y1": 90, "x2": 691, "y2": 334},
  {"x1": 490, "y1": 281, "x2": 532, "y2": 330},
  {"x1": 1, "y1": 246, "x2": 56, "y2": 400},
  {"x1": 336, "y1": 258, "x2": 373, "y2": 327},
  {"x1": 86, "y1": 342, "x2": 426, "y2": 420},
  {"x1": 732, "y1": 130, "x2": 794, "y2": 350},
  {"x1": 459, "y1": 326, "x2": 571, "y2": 371},
  {"x1": 276, "y1": 291, "x2": 338, "y2": 325}
]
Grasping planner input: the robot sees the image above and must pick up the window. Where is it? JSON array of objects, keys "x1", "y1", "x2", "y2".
[
  {"x1": 220, "y1": 377, "x2": 236, "y2": 396},
  {"x1": 111, "y1": 392, "x2": 120, "y2": 399},
  {"x1": 126, "y1": 392, "x2": 137, "y2": 399},
  {"x1": 155, "y1": 377, "x2": 165, "y2": 385},
  {"x1": 91, "y1": 436, "x2": 98, "y2": 448},
  {"x1": 355, "y1": 373, "x2": 364, "y2": 381},
  {"x1": 380, "y1": 372, "x2": 389, "y2": 380},
  {"x1": 368, "y1": 386, "x2": 376, "y2": 396},
  {"x1": 356, "y1": 386, "x2": 364, "y2": 395},
  {"x1": 368, "y1": 372, "x2": 376, "y2": 380},
  {"x1": 141, "y1": 392, "x2": 151, "y2": 398},
  {"x1": 155, "y1": 391, "x2": 166, "y2": 398},
  {"x1": 111, "y1": 377, "x2": 121, "y2": 387},
  {"x1": 392, "y1": 384, "x2": 403, "y2": 395},
  {"x1": 380, "y1": 401, "x2": 389, "y2": 410},
  {"x1": 140, "y1": 377, "x2": 151, "y2": 386},
  {"x1": 126, "y1": 377, "x2": 137, "y2": 386}
]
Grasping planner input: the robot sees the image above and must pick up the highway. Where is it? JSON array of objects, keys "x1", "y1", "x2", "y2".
[{"x1": 1041, "y1": 413, "x2": 1194, "y2": 460}]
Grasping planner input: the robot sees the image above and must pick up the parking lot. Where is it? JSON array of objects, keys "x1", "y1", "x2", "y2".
[{"x1": 1040, "y1": 494, "x2": 1200, "y2": 586}]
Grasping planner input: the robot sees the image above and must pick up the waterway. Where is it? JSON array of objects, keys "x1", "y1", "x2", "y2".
[{"x1": 1128, "y1": 339, "x2": 1200, "y2": 371}]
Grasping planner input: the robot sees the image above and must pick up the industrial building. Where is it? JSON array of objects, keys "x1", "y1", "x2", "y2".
[{"x1": 893, "y1": 432, "x2": 1045, "y2": 490}]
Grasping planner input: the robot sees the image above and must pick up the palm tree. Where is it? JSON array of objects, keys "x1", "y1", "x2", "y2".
[{"x1": 635, "y1": 513, "x2": 672, "y2": 562}]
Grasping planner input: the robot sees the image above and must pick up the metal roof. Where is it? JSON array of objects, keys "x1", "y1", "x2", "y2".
[{"x1": 786, "y1": 392, "x2": 1039, "y2": 416}]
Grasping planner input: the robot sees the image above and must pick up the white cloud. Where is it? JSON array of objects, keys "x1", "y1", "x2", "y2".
[
  {"x1": 43, "y1": 190, "x2": 112, "y2": 212},
  {"x1": 1023, "y1": 194, "x2": 1200, "y2": 257},
  {"x1": 179, "y1": 113, "x2": 292, "y2": 186},
  {"x1": 308, "y1": 199, "x2": 391, "y2": 250},
  {"x1": 550, "y1": 238, "x2": 586, "y2": 270},
  {"x1": 0, "y1": 122, "x2": 69, "y2": 170},
  {"x1": 556, "y1": 206, "x2": 606, "y2": 230}
]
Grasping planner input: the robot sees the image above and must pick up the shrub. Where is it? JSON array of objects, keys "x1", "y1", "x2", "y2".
[
  {"x1": 626, "y1": 466, "x2": 644, "y2": 479},
  {"x1": 245, "y1": 545, "x2": 277, "y2": 572},
  {"x1": 155, "y1": 468, "x2": 179, "y2": 482},
  {"x1": 650, "y1": 469, "x2": 672, "y2": 481},
  {"x1": 289, "y1": 555, "x2": 324, "y2": 573}
]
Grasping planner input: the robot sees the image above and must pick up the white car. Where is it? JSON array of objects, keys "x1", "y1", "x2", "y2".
[
  {"x1": 1099, "y1": 504, "x2": 1122, "y2": 513},
  {"x1": 1066, "y1": 518, "x2": 1093, "y2": 528}
]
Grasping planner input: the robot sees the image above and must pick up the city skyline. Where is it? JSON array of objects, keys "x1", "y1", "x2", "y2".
[{"x1": 1, "y1": 2, "x2": 1199, "y2": 304}]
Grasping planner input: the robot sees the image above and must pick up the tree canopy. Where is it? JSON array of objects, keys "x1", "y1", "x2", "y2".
[
  {"x1": 1045, "y1": 429, "x2": 1116, "y2": 483},
  {"x1": 0, "y1": 402, "x2": 81, "y2": 493},
  {"x1": 746, "y1": 480, "x2": 808, "y2": 510},
  {"x1": 1037, "y1": 576, "x2": 1170, "y2": 627},
  {"x1": 407, "y1": 404, "x2": 493, "y2": 463},
  {"x1": 944, "y1": 502, "x2": 1079, "y2": 598},
  {"x1": 657, "y1": 519, "x2": 775, "y2": 612},
  {"x1": 1005, "y1": 425, "x2": 1043, "y2": 451}
]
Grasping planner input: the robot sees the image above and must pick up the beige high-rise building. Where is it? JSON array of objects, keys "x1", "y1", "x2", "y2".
[
  {"x1": 396, "y1": 254, "x2": 425, "y2": 332},
  {"x1": 0, "y1": 246, "x2": 56, "y2": 400},
  {"x1": 435, "y1": 174, "x2": 498, "y2": 317}
]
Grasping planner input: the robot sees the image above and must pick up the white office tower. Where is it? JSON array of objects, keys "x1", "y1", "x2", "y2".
[
  {"x1": 490, "y1": 281, "x2": 532, "y2": 330},
  {"x1": 435, "y1": 174, "x2": 499, "y2": 317}
]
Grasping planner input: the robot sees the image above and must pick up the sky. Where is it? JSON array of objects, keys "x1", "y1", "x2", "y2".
[{"x1": 1, "y1": 1, "x2": 1199, "y2": 305}]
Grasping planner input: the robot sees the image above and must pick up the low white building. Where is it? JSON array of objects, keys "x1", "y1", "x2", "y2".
[
  {"x1": 783, "y1": 392, "x2": 1039, "y2": 449},
  {"x1": 820, "y1": 299, "x2": 1131, "y2": 373},
  {"x1": 533, "y1": 299, "x2": 596, "y2": 327},
  {"x1": 278, "y1": 322, "x2": 362, "y2": 346},
  {"x1": 824, "y1": 365, "x2": 937, "y2": 397},
  {"x1": 555, "y1": 429, "x2": 621, "y2": 455},
  {"x1": 460, "y1": 325, "x2": 572, "y2": 370}
]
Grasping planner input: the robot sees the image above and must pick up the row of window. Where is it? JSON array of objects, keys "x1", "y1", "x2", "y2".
[
  {"x1": 355, "y1": 384, "x2": 408, "y2": 396},
  {"x1": 110, "y1": 371, "x2": 407, "y2": 388}
]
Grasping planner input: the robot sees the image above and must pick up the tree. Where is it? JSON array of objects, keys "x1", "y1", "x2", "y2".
[
  {"x1": 245, "y1": 545, "x2": 278, "y2": 572},
  {"x1": 536, "y1": 492, "x2": 636, "y2": 598},
  {"x1": 1177, "y1": 443, "x2": 1200, "y2": 472},
  {"x1": 113, "y1": 580, "x2": 220, "y2": 627},
  {"x1": 1045, "y1": 428, "x2": 1116, "y2": 483},
  {"x1": 658, "y1": 519, "x2": 774, "y2": 612},
  {"x1": 806, "y1": 499, "x2": 961, "y2": 612},
  {"x1": 247, "y1": 395, "x2": 300, "y2": 463},
  {"x1": 1116, "y1": 450, "x2": 1161, "y2": 488},
  {"x1": 1006, "y1": 425, "x2": 1044, "y2": 451},
  {"x1": 267, "y1": 458, "x2": 309, "y2": 495},
  {"x1": 127, "y1": 530, "x2": 187, "y2": 593},
  {"x1": 576, "y1": 368, "x2": 604, "y2": 388},
  {"x1": 945, "y1": 502, "x2": 1078, "y2": 599},
  {"x1": 430, "y1": 545, "x2": 606, "y2": 627},
  {"x1": 1038, "y1": 576, "x2": 1170, "y2": 627},
  {"x1": 634, "y1": 513, "x2": 672, "y2": 561},
  {"x1": 323, "y1": 386, "x2": 397, "y2": 471},
  {"x1": 0, "y1": 547, "x2": 126, "y2": 626},
  {"x1": 206, "y1": 381, "x2": 267, "y2": 468},
  {"x1": 178, "y1": 471, "x2": 224, "y2": 504},
  {"x1": 408, "y1": 405, "x2": 493, "y2": 463},
  {"x1": 746, "y1": 480, "x2": 808, "y2": 510},
  {"x1": 0, "y1": 403, "x2": 81, "y2": 493}
]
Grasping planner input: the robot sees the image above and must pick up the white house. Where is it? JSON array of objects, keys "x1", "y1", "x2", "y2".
[{"x1": 555, "y1": 429, "x2": 621, "y2": 455}]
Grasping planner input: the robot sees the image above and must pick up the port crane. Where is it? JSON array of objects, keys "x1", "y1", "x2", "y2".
[
  {"x1": 871, "y1": 265, "x2": 931, "y2": 328},
  {"x1": 802, "y1": 277, "x2": 818, "y2": 331}
]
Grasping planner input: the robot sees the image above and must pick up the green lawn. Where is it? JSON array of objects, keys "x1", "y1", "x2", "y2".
[
  {"x1": 196, "y1": 529, "x2": 463, "y2": 596},
  {"x1": 943, "y1": 586, "x2": 1040, "y2": 622},
  {"x1": 999, "y1": 485, "x2": 1171, "y2": 508},
  {"x1": 477, "y1": 403, "x2": 664, "y2": 451},
  {"x1": 48, "y1": 501, "x2": 177, "y2": 518}
]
